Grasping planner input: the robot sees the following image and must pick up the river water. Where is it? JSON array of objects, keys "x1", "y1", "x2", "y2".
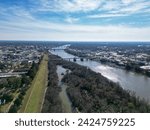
[
  {"x1": 56, "y1": 65, "x2": 72, "y2": 112},
  {"x1": 50, "y1": 46, "x2": 150, "y2": 103}
]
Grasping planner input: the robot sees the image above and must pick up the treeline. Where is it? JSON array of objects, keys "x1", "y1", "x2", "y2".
[
  {"x1": 0, "y1": 77, "x2": 22, "y2": 108},
  {"x1": 8, "y1": 61, "x2": 40, "y2": 113},
  {"x1": 42, "y1": 54, "x2": 62, "y2": 113},
  {"x1": 48, "y1": 54, "x2": 150, "y2": 113},
  {"x1": 125, "y1": 63, "x2": 150, "y2": 77}
]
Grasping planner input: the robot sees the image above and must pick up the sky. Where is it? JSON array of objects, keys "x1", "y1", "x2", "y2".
[{"x1": 0, "y1": 0, "x2": 150, "y2": 41}]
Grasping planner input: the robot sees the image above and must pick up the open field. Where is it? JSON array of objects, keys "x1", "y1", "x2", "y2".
[{"x1": 19, "y1": 54, "x2": 48, "y2": 113}]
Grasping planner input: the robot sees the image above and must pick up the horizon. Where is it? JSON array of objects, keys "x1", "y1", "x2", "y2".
[
  {"x1": 0, "y1": 40, "x2": 150, "y2": 43},
  {"x1": 0, "y1": 0, "x2": 150, "y2": 41}
]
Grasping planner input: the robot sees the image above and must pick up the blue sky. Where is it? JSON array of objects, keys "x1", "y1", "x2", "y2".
[{"x1": 0, "y1": 0, "x2": 150, "y2": 41}]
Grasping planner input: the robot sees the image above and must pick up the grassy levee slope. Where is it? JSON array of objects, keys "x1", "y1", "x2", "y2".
[{"x1": 20, "y1": 54, "x2": 48, "y2": 113}]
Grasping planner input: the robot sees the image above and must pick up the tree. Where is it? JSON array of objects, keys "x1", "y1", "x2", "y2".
[
  {"x1": 22, "y1": 75, "x2": 31, "y2": 85},
  {"x1": 2, "y1": 94, "x2": 13, "y2": 103},
  {"x1": 14, "y1": 98, "x2": 22, "y2": 107},
  {"x1": 7, "y1": 77, "x2": 22, "y2": 89},
  {"x1": 27, "y1": 62, "x2": 38, "y2": 79}
]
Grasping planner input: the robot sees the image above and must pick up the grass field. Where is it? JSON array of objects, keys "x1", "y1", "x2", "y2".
[{"x1": 19, "y1": 54, "x2": 48, "y2": 113}]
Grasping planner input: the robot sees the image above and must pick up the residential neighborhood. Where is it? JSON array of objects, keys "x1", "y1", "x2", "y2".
[{"x1": 0, "y1": 45, "x2": 42, "y2": 77}]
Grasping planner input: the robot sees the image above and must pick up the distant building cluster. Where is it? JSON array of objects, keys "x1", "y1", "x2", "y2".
[{"x1": 0, "y1": 45, "x2": 42, "y2": 77}]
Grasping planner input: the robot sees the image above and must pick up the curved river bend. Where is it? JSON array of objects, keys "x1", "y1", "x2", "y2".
[{"x1": 50, "y1": 46, "x2": 150, "y2": 103}]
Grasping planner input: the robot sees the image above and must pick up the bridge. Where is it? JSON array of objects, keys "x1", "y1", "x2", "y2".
[
  {"x1": 49, "y1": 57, "x2": 86, "y2": 62},
  {"x1": 50, "y1": 46, "x2": 70, "y2": 51},
  {"x1": 50, "y1": 48, "x2": 66, "y2": 51}
]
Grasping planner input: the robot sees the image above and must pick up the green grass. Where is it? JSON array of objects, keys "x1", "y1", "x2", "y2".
[{"x1": 19, "y1": 54, "x2": 48, "y2": 113}]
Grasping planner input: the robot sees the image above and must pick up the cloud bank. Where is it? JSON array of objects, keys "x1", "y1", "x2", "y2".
[{"x1": 0, "y1": 0, "x2": 150, "y2": 41}]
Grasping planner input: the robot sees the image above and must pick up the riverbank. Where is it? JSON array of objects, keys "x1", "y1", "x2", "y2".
[
  {"x1": 65, "y1": 49, "x2": 150, "y2": 78},
  {"x1": 41, "y1": 55, "x2": 62, "y2": 113},
  {"x1": 50, "y1": 48, "x2": 150, "y2": 104},
  {"x1": 48, "y1": 54, "x2": 150, "y2": 112}
]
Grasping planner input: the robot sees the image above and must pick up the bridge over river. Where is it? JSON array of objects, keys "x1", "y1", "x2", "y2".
[
  {"x1": 49, "y1": 48, "x2": 87, "y2": 61},
  {"x1": 49, "y1": 56, "x2": 86, "y2": 62}
]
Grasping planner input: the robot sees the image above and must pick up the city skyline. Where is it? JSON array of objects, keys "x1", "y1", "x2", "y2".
[{"x1": 0, "y1": 0, "x2": 150, "y2": 41}]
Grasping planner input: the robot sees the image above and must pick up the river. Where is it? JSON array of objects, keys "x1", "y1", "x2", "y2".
[
  {"x1": 56, "y1": 65, "x2": 72, "y2": 113},
  {"x1": 50, "y1": 45, "x2": 150, "y2": 103}
]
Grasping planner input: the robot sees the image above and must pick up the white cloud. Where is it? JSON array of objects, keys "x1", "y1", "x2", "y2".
[
  {"x1": 88, "y1": 13, "x2": 127, "y2": 18},
  {"x1": 1, "y1": 27, "x2": 150, "y2": 41},
  {"x1": 65, "y1": 17, "x2": 79, "y2": 24},
  {"x1": 101, "y1": 1, "x2": 121, "y2": 11},
  {"x1": 0, "y1": 18, "x2": 150, "y2": 41},
  {"x1": 88, "y1": 0, "x2": 150, "y2": 19},
  {"x1": 0, "y1": 0, "x2": 150, "y2": 41},
  {"x1": 38, "y1": 0, "x2": 102, "y2": 12},
  {"x1": 119, "y1": 1, "x2": 150, "y2": 14},
  {"x1": 37, "y1": 0, "x2": 150, "y2": 15},
  {"x1": 0, "y1": 6, "x2": 34, "y2": 22},
  {"x1": 121, "y1": 0, "x2": 135, "y2": 4}
]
